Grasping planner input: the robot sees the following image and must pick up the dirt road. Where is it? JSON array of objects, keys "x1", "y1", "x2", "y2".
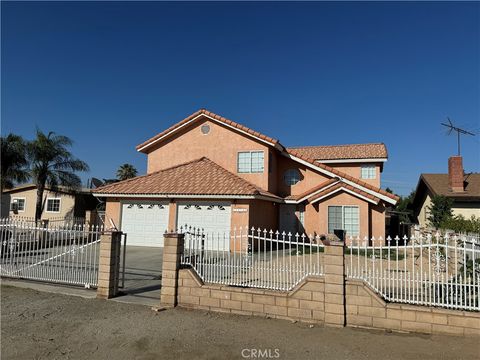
[{"x1": 1, "y1": 285, "x2": 478, "y2": 360}]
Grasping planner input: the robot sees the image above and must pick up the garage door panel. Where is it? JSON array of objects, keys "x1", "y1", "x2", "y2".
[
  {"x1": 121, "y1": 202, "x2": 169, "y2": 247},
  {"x1": 177, "y1": 201, "x2": 231, "y2": 251}
]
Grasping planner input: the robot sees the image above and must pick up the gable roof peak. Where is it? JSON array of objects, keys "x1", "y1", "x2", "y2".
[{"x1": 136, "y1": 109, "x2": 280, "y2": 153}]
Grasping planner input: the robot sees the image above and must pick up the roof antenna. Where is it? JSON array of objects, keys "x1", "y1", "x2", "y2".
[{"x1": 440, "y1": 117, "x2": 475, "y2": 156}]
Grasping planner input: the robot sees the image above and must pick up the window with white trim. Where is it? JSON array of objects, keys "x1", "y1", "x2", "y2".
[
  {"x1": 361, "y1": 165, "x2": 376, "y2": 179},
  {"x1": 10, "y1": 198, "x2": 25, "y2": 212},
  {"x1": 46, "y1": 198, "x2": 61, "y2": 213},
  {"x1": 328, "y1": 205, "x2": 359, "y2": 236},
  {"x1": 237, "y1": 151, "x2": 264, "y2": 173}
]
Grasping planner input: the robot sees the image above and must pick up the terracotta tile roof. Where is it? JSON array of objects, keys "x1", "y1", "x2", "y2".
[
  {"x1": 92, "y1": 157, "x2": 280, "y2": 199},
  {"x1": 286, "y1": 149, "x2": 399, "y2": 202},
  {"x1": 136, "y1": 109, "x2": 279, "y2": 152},
  {"x1": 420, "y1": 173, "x2": 480, "y2": 200},
  {"x1": 308, "y1": 182, "x2": 381, "y2": 204},
  {"x1": 287, "y1": 143, "x2": 387, "y2": 161}
]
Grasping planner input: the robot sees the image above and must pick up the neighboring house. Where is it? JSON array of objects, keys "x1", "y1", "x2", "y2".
[
  {"x1": 1, "y1": 184, "x2": 98, "y2": 221},
  {"x1": 93, "y1": 109, "x2": 398, "y2": 248},
  {"x1": 412, "y1": 156, "x2": 480, "y2": 228}
]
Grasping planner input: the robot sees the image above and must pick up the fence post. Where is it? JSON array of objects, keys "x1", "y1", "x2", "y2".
[
  {"x1": 323, "y1": 240, "x2": 346, "y2": 327},
  {"x1": 97, "y1": 231, "x2": 122, "y2": 299},
  {"x1": 160, "y1": 232, "x2": 184, "y2": 308}
]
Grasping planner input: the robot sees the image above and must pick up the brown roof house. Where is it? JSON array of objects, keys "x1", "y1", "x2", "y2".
[
  {"x1": 93, "y1": 109, "x2": 398, "y2": 249},
  {"x1": 412, "y1": 156, "x2": 480, "y2": 228}
]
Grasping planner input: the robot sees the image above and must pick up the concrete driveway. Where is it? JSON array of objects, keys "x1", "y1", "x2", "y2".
[{"x1": 117, "y1": 246, "x2": 163, "y2": 306}]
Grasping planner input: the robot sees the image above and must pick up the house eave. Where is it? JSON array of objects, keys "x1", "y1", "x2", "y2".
[
  {"x1": 309, "y1": 187, "x2": 380, "y2": 205},
  {"x1": 316, "y1": 158, "x2": 387, "y2": 164},
  {"x1": 282, "y1": 153, "x2": 397, "y2": 205},
  {"x1": 137, "y1": 113, "x2": 279, "y2": 153},
  {"x1": 92, "y1": 193, "x2": 284, "y2": 203}
]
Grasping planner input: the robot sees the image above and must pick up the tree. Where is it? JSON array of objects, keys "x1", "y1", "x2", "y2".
[
  {"x1": 427, "y1": 195, "x2": 453, "y2": 229},
  {"x1": 0, "y1": 134, "x2": 29, "y2": 191},
  {"x1": 395, "y1": 190, "x2": 416, "y2": 223},
  {"x1": 117, "y1": 164, "x2": 137, "y2": 181},
  {"x1": 27, "y1": 130, "x2": 89, "y2": 221}
]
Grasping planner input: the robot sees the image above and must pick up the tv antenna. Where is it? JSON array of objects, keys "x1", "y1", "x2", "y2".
[{"x1": 440, "y1": 118, "x2": 475, "y2": 156}]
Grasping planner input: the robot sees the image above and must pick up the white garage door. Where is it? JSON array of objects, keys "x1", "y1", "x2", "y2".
[
  {"x1": 177, "y1": 201, "x2": 231, "y2": 251},
  {"x1": 121, "y1": 202, "x2": 169, "y2": 247}
]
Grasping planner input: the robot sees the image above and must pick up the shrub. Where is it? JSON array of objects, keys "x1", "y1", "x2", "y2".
[{"x1": 440, "y1": 215, "x2": 480, "y2": 234}]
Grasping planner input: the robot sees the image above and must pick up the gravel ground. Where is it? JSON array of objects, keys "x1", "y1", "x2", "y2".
[{"x1": 1, "y1": 285, "x2": 479, "y2": 360}]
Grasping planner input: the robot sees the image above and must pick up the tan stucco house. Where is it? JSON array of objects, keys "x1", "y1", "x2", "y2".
[
  {"x1": 93, "y1": 109, "x2": 398, "y2": 248},
  {"x1": 1, "y1": 184, "x2": 98, "y2": 222},
  {"x1": 412, "y1": 156, "x2": 480, "y2": 228}
]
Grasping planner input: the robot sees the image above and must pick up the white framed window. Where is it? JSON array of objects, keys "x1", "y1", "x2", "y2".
[
  {"x1": 284, "y1": 169, "x2": 301, "y2": 186},
  {"x1": 361, "y1": 165, "x2": 376, "y2": 179},
  {"x1": 328, "y1": 205, "x2": 359, "y2": 236},
  {"x1": 298, "y1": 205, "x2": 305, "y2": 228},
  {"x1": 237, "y1": 151, "x2": 264, "y2": 173},
  {"x1": 46, "y1": 198, "x2": 61, "y2": 213},
  {"x1": 10, "y1": 198, "x2": 26, "y2": 212}
]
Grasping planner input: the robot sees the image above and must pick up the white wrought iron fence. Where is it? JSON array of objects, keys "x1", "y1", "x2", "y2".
[
  {"x1": 7, "y1": 216, "x2": 86, "y2": 227},
  {"x1": 0, "y1": 219, "x2": 103, "y2": 288},
  {"x1": 346, "y1": 234, "x2": 479, "y2": 311},
  {"x1": 180, "y1": 227, "x2": 324, "y2": 291}
]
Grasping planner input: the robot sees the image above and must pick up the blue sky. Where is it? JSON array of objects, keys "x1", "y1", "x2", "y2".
[{"x1": 2, "y1": 2, "x2": 479, "y2": 195}]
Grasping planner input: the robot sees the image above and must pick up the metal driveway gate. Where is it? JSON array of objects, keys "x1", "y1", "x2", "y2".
[{"x1": 0, "y1": 219, "x2": 103, "y2": 288}]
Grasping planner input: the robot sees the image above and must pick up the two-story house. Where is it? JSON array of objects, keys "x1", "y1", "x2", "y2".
[{"x1": 93, "y1": 109, "x2": 398, "y2": 248}]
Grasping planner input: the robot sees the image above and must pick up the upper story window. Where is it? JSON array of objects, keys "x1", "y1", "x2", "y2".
[
  {"x1": 284, "y1": 169, "x2": 301, "y2": 186},
  {"x1": 360, "y1": 164, "x2": 376, "y2": 179},
  {"x1": 10, "y1": 198, "x2": 25, "y2": 212},
  {"x1": 237, "y1": 151, "x2": 264, "y2": 173},
  {"x1": 46, "y1": 198, "x2": 61, "y2": 213}
]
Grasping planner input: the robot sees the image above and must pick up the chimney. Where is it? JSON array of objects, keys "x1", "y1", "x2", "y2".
[{"x1": 448, "y1": 156, "x2": 464, "y2": 192}]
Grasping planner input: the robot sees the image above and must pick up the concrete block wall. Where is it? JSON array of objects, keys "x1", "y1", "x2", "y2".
[
  {"x1": 178, "y1": 269, "x2": 326, "y2": 323},
  {"x1": 159, "y1": 233, "x2": 480, "y2": 337},
  {"x1": 346, "y1": 279, "x2": 480, "y2": 336}
]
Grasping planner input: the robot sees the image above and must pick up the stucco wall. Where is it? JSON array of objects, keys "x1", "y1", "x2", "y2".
[
  {"x1": 274, "y1": 154, "x2": 330, "y2": 198},
  {"x1": 6, "y1": 188, "x2": 76, "y2": 220},
  {"x1": 369, "y1": 203, "x2": 386, "y2": 239},
  {"x1": 328, "y1": 163, "x2": 381, "y2": 188},
  {"x1": 316, "y1": 192, "x2": 369, "y2": 238},
  {"x1": 105, "y1": 198, "x2": 121, "y2": 229},
  {"x1": 146, "y1": 119, "x2": 272, "y2": 191},
  {"x1": 452, "y1": 202, "x2": 480, "y2": 219},
  {"x1": 417, "y1": 193, "x2": 432, "y2": 228},
  {"x1": 248, "y1": 199, "x2": 278, "y2": 231}
]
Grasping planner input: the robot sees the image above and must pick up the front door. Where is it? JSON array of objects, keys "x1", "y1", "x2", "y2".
[{"x1": 279, "y1": 204, "x2": 298, "y2": 234}]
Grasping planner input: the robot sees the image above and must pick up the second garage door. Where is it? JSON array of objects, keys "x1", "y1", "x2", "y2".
[
  {"x1": 176, "y1": 201, "x2": 231, "y2": 251},
  {"x1": 121, "y1": 201, "x2": 169, "y2": 247}
]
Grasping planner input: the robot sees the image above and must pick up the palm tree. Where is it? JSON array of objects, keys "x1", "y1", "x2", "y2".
[
  {"x1": 117, "y1": 164, "x2": 137, "y2": 181},
  {"x1": 27, "y1": 130, "x2": 89, "y2": 221},
  {"x1": 1, "y1": 134, "x2": 29, "y2": 191}
]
